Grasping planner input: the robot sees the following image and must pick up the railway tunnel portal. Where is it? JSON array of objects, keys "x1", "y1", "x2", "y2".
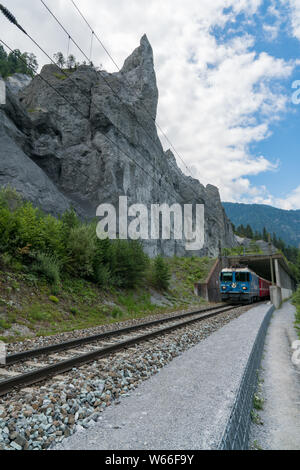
[{"x1": 196, "y1": 253, "x2": 297, "y2": 306}]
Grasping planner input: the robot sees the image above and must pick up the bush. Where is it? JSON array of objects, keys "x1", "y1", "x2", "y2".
[
  {"x1": 93, "y1": 263, "x2": 112, "y2": 287},
  {"x1": 153, "y1": 256, "x2": 171, "y2": 290},
  {"x1": 110, "y1": 240, "x2": 149, "y2": 288},
  {"x1": 65, "y1": 224, "x2": 97, "y2": 277},
  {"x1": 0, "y1": 187, "x2": 150, "y2": 290},
  {"x1": 30, "y1": 252, "x2": 61, "y2": 288}
]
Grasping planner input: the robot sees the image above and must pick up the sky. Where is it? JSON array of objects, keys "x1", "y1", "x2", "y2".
[{"x1": 1, "y1": 0, "x2": 300, "y2": 210}]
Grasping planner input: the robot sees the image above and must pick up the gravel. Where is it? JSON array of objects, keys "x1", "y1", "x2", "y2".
[{"x1": 0, "y1": 304, "x2": 250, "y2": 450}]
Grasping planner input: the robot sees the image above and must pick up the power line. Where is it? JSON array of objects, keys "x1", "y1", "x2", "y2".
[
  {"x1": 39, "y1": 2, "x2": 175, "y2": 175},
  {"x1": 39, "y1": 0, "x2": 194, "y2": 201},
  {"x1": 0, "y1": 38, "x2": 170, "y2": 197},
  {"x1": 40, "y1": 0, "x2": 202, "y2": 204},
  {"x1": 0, "y1": 4, "x2": 181, "y2": 200},
  {"x1": 0, "y1": 3, "x2": 200, "y2": 207},
  {"x1": 69, "y1": 0, "x2": 196, "y2": 178}
]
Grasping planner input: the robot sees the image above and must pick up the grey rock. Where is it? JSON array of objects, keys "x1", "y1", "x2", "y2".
[
  {"x1": 0, "y1": 36, "x2": 236, "y2": 256},
  {"x1": 6, "y1": 74, "x2": 32, "y2": 95}
]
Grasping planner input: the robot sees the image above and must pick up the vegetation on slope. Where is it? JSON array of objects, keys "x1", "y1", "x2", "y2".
[
  {"x1": 0, "y1": 187, "x2": 213, "y2": 342},
  {"x1": 223, "y1": 202, "x2": 300, "y2": 249}
]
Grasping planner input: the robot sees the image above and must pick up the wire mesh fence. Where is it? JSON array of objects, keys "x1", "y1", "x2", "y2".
[{"x1": 219, "y1": 305, "x2": 274, "y2": 450}]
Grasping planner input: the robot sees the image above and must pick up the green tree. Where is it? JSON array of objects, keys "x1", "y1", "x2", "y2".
[
  {"x1": 153, "y1": 255, "x2": 171, "y2": 290},
  {"x1": 245, "y1": 224, "x2": 253, "y2": 239},
  {"x1": 0, "y1": 47, "x2": 38, "y2": 78},
  {"x1": 53, "y1": 52, "x2": 66, "y2": 68},
  {"x1": 67, "y1": 54, "x2": 76, "y2": 70}
]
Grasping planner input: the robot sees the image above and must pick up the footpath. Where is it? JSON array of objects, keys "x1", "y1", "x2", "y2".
[{"x1": 249, "y1": 301, "x2": 300, "y2": 450}]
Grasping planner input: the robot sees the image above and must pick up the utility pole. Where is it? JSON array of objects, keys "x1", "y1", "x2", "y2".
[{"x1": 268, "y1": 233, "x2": 275, "y2": 285}]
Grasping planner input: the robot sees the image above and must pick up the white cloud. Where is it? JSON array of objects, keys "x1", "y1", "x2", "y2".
[
  {"x1": 285, "y1": 0, "x2": 300, "y2": 40},
  {"x1": 274, "y1": 186, "x2": 300, "y2": 210},
  {"x1": 0, "y1": 1, "x2": 298, "y2": 206}
]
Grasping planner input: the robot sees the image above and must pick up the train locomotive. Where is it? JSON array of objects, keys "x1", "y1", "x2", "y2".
[{"x1": 220, "y1": 267, "x2": 271, "y2": 304}]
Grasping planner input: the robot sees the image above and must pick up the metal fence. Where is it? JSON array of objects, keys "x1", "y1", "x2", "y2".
[{"x1": 218, "y1": 305, "x2": 275, "y2": 450}]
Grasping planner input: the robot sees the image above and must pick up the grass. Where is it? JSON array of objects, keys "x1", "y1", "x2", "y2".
[
  {"x1": 166, "y1": 256, "x2": 215, "y2": 299},
  {"x1": 292, "y1": 288, "x2": 300, "y2": 338},
  {"x1": 253, "y1": 393, "x2": 264, "y2": 411},
  {"x1": 251, "y1": 410, "x2": 264, "y2": 425},
  {"x1": 0, "y1": 255, "x2": 214, "y2": 342}
]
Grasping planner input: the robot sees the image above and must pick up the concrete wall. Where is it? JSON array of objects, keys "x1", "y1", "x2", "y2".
[
  {"x1": 270, "y1": 286, "x2": 282, "y2": 309},
  {"x1": 273, "y1": 259, "x2": 294, "y2": 305},
  {"x1": 195, "y1": 258, "x2": 222, "y2": 302}
]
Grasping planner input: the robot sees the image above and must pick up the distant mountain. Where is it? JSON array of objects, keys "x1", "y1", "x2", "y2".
[{"x1": 223, "y1": 202, "x2": 300, "y2": 248}]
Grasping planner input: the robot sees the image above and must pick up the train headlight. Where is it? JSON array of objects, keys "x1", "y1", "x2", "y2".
[
  {"x1": 242, "y1": 286, "x2": 247, "y2": 290},
  {"x1": 222, "y1": 286, "x2": 226, "y2": 290}
]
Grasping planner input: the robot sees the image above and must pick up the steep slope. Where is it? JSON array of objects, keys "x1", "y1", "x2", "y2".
[
  {"x1": 223, "y1": 202, "x2": 300, "y2": 247},
  {"x1": 0, "y1": 35, "x2": 235, "y2": 257}
]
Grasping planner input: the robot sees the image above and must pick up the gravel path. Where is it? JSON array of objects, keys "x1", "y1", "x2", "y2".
[
  {"x1": 249, "y1": 302, "x2": 300, "y2": 450},
  {"x1": 54, "y1": 303, "x2": 272, "y2": 450}
]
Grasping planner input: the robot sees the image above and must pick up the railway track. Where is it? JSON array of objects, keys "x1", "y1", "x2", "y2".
[{"x1": 0, "y1": 304, "x2": 240, "y2": 397}]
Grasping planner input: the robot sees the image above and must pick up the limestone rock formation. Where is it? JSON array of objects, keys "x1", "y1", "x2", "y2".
[{"x1": 0, "y1": 35, "x2": 236, "y2": 257}]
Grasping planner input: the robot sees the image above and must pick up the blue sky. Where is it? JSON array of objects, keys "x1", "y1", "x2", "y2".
[
  {"x1": 212, "y1": 1, "x2": 300, "y2": 207},
  {"x1": 1, "y1": 0, "x2": 300, "y2": 209}
]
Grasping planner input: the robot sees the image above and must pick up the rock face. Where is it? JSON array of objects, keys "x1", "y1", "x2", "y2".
[{"x1": 0, "y1": 35, "x2": 236, "y2": 257}]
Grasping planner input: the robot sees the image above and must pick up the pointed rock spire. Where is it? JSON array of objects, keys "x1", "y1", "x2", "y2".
[{"x1": 120, "y1": 35, "x2": 158, "y2": 119}]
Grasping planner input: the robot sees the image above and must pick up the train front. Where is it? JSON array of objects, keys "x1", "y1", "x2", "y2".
[{"x1": 220, "y1": 268, "x2": 252, "y2": 303}]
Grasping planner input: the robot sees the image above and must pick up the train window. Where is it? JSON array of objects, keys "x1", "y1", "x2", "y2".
[
  {"x1": 235, "y1": 272, "x2": 250, "y2": 282},
  {"x1": 221, "y1": 272, "x2": 233, "y2": 282}
]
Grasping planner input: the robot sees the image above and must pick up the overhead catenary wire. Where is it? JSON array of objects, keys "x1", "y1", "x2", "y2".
[
  {"x1": 39, "y1": 2, "x2": 175, "y2": 176},
  {"x1": 39, "y1": 0, "x2": 202, "y2": 204},
  {"x1": 0, "y1": 38, "x2": 169, "y2": 196},
  {"x1": 0, "y1": 4, "x2": 181, "y2": 200},
  {"x1": 69, "y1": 0, "x2": 196, "y2": 178},
  {"x1": 38, "y1": 0, "x2": 192, "y2": 201}
]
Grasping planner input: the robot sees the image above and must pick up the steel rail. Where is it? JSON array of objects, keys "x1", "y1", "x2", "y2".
[
  {"x1": 5, "y1": 304, "x2": 232, "y2": 365},
  {"x1": 0, "y1": 305, "x2": 240, "y2": 396}
]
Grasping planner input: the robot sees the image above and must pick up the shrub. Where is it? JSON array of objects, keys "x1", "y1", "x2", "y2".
[
  {"x1": 111, "y1": 240, "x2": 149, "y2": 288},
  {"x1": 65, "y1": 224, "x2": 97, "y2": 277},
  {"x1": 30, "y1": 252, "x2": 61, "y2": 288},
  {"x1": 153, "y1": 255, "x2": 171, "y2": 290},
  {"x1": 49, "y1": 295, "x2": 59, "y2": 304},
  {"x1": 93, "y1": 263, "x2": 112, "y2": 287}
]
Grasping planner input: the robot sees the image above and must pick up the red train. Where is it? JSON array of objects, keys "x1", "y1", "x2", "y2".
[{"x1": 259, "y1": 277, "x2": 272, "y2": 300}]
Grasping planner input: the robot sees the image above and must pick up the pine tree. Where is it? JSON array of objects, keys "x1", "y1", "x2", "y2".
[
  {"x1": 245, "y1": 224, "x2": 253, "y2": 239},
  {"x1": 153, "y1": 256, "x2": 171, "y2": 290},
  {"x1": 53, "y1": 52, "x2": 66, "y2": 68},
  {"x1": 263, "y1": 227, "x2": 268, "y2": 242}
]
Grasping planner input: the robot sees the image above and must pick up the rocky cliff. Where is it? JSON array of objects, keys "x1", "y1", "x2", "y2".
[{"x1": 0, "y1": 35, "x2": 236, "y2": 257}]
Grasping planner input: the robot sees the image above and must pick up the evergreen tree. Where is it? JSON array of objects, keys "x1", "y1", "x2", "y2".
[
  {"x1": 53, "y1": 52, "x2": 66, "y2": 68},
  {"x1": 153, "y1": 256, "x2": 171, "y2": 290},
  {"x1": 67, "y1": 54, "x2": 76, "y2": 70},
  {"x1": 0, "y1": 47, "x2": 38, "y2": 78},
  {"x1": 245, "y1": 224, "x2": 253, "y2": 239}
]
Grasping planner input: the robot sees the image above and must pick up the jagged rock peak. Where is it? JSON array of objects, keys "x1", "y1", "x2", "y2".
[
  {"x1": 120, "y1": 35, "x2": 158, "y2": 118},
  {"x1": 121, "y1": 34, "x2": 154, "y2": 74}
]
